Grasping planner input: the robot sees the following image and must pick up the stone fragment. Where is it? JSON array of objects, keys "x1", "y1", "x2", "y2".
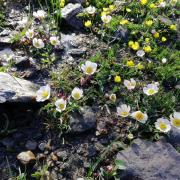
[{"x1": 17, "y1": 151, "x2": 36, "y2": 165}]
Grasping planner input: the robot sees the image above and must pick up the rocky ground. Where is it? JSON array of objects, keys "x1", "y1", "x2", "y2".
[{"x1": 0, "y1": 0, "x2": 180, "y2": 180}]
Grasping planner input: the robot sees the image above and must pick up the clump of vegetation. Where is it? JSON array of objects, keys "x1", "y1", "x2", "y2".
[{"x1": 6, "y1": 0, "x2": 180, "y2": 179}]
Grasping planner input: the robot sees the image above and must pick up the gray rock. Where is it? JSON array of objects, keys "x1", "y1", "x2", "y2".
[
  {"x1": 25, "y1": 140, "x2": 37, "y2": 150},
  {"x1": 0, "y1": 72, "x2": 39, "y2": 103},
  {"x1": 61, "y1": 3, "x2": 83, "y2": 30},
  {"x1": 158, "y1": 15, "x2": 173, "y2": 26},
  {"x1": 69, "y1": 106, "x2": 96, "y2": 133},
  {"x1": 56, "y1": 151, "x2": 68, "y2": 160},
  {"x1": 0, "y1": 48, "x2": 30, "y2": 68},
  {"x1": 67, "y1": 0, "x2": 85, "y2": 3},
  {"x1": 116, "y1": 138, "x2": 180, "y2": 180},
  {"x1": 1, "y1": 137, "x2": 15, "y2": 148},
  {"x1": 67, "y1": 48, "x2": 86, "y2": 57},
  {"x1": 167, "y1": 127, "x2": 180, "y2": 147},
  {"x1": 38, "y1": 142, "x2": 46, "y2": 151}
]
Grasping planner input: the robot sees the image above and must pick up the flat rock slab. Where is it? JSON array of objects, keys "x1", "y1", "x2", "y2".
[
  {"x1": 116, "y1": 138, "x2": 180, "y2": 180},
  {"x1": 0, "y1": 72, "x2": 39, "y2": 103}
]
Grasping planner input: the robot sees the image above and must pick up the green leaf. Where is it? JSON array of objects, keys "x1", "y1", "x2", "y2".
[{"x1": 115, "y1": 160, "x2": 126, "y2": 170}]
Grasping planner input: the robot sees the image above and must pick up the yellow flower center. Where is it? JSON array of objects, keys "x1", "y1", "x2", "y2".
[
  {"x1": 73, "y1": 92, "x2": 81, "y2": 100},
  {"x1": 159, "y1": 122, "x2": 167, "y2": 130},
  {"x1": 135, "y1": 112, "x2": 145, "y2": 121},
  {"x1": 172, "y1": 119, "x2": 180, "y2": 128},
  {"x1": 42, "y1": 91, "x2": 49, "y2": 98},
  {"x1": 147, "y1": 89, "x2": 155, "y2": 95},
  {"x1": 59, "y1": 103, "x2": 65, "y2": 110},
  {"x1": 121, "y1": 111, "x2": 128, "y2": 117},
  {"x1": 85, "y1": 66, "x2": 93, "y2": 74}
]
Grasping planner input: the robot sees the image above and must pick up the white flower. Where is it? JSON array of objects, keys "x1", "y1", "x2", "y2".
[
  {"x1": 81, "y1": 61, "x2": 97, "y2": 75},
  {"x1": 33, "y1": 38, "x2": 44, "y2": 49},
  {"x1": 25, "y1": 29, "x2": 34, "y2": 39},
  {"x1": 158, "y1": 1, "x2": 166, "y2": 7},
  {"x1": 170, "y1": 112, "x2": 180, "y2": 129},
  {"x1": 117, "y1": 104, "x2": 131, "y2": 117},
  {"x1": 155, "y1": 118, "x2": 171, "y2": 133},
  {"x1": 124, "y1": 78, "x2": 136, "y2": 90},
  {"x1": 162, "y1": 58, "x2": 167, "y2": 64},
  {"x1": 55, "y1": 98, "x2": 67, "y2": 112},
  {"x1": 109, "y1": 93, "x2": 116, "y2": 102},
  {"x1": 143, "y1": 83, "x2": 159, "y2": 96},
  {"x1": 131, "y1": 111, "x2": 148, "y2": 123},
  {"x1": 50, "y1": 36, "x2": 60, "y2": 46},
  {"x1": 33, "y1": 10, "x2": 46, "y2": 20},
  {"x1": 101, "y1": 15, "x2": 112, "y2": 24},
  {"x1": 85, "y1": 6, "x2": 96, "y2": 15},
  {"x1": 136, "y1": 50, "x2": 145, "y2": 57},
  {"x1": 71, "y1": 87, "x2": 83, "y2": 100},
  {"x1": 36, "y1": 85, "x2": 51, "y2": 102}
]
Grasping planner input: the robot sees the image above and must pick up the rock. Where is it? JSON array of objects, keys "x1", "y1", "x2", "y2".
[
  {"x1": 116, "y1": 138, "x2": 180, "y2": 180},
  {"x1": 110, "y1": 26, "x2": 128, "y2": 43},
  {"x1": 167, "y1": 127, "x2": 180, "y2": 147},
  {"x1": 69, "y1": 106, "x2": 96, "y2": 133},
  {"x1": 0, "y1": 72, "x2": 39, "y2": 103},
  {"x1": 0, "y1": 48, "x2": 30, "y2": 68},
  {"x1": 158, "y1": 15, "x2": 173, "y2": 26},
  {"x1": 1, "y1": 137, "x2": 15, "y2": 148},
  {"x1": 67, "y1": 0, "x2": 85, "y2": 3},
  {"x1": 25, "y1": 140, "x2": 37, "y2": 150},
  {"x1": 61, "y1": 3, "x2": 83, "y2": 30},
  {"x1": 38, "y1": 142, "x2": 46, "y2": 151},
  {"x1": 67, "y1": 48, "x2": 86, "y2": 57},
  {"x1": 56, "y1": 151, "x2": 68, "y2": 160},
  {"x1": 17, "y1": 151, "x2": 36, "y2": 165}
]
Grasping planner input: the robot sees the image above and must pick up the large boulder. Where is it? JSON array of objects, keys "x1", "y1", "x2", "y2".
[
  {"x1": 0, "y1": 72, "x2": 39, "y2": 103},
  {"x1": 61, "y1": 3, "x2": 83, "y2": 30},
  {"x1": 116, "y1": 138, "x2": 180, "y2": 180}
]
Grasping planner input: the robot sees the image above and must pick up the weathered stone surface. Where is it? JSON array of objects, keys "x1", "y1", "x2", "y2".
[
  {"x1": 0, "y1": 72, "x2": 39, "y2": 103},
  {"x1": 116, "y1": 138, "x2": 180, "y2": 180},
  {"x1": 61, "y1": 3, "x2": 83, "y2": 30},
  {"x1": 167, "y1": 127, "x2": 180, "y2": 147},
  {"x1": 25, "y1": 140, "x2": 37, "y2": 150},
  {"x1": 67, "y1": 0, "x2": 85, "y2": 3},
  {"x1": 17, "y1": 151, "x2": 36, "y2": 165},
  {"x1": 69, "y1": 106, "x2": 96, "y2": 133},
  {"x1": 158, "y1": 15, "x2": 173, "y2": 26}
]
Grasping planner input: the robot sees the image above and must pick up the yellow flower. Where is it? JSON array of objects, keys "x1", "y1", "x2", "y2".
[
  {"x1": 114, "y1": 75, "x2": 121, "y2": 83},
  {"x1": 145, "y1": 20, "x2": 153, "y2": 27},
  {"x1": 153, "y1": 32, "x2": 159, "y2": 38},
  {"x1": 137, "y1": 63, "x2": 144, "y2": 70},
  {"x1": 128, "y1": 41, "x2": 134, "y2": 47},
  {"x1": 84, "y1": 20, "x2": 92, "y2": 28},
  {"x1": 103, "y1": 8, "x2": 109, "y2": 12},
  {"x1": 170, "y1": 24, "x2": 177, "y2": 31},
  {"x1": 131, "y1": 42, "x2": 140, "y2": 51},
  {"x1": 60, "y1": 0, "x2": 65, "y2": 8},
  {"x1": 101, "y1": 11, "x2": 107, "y2": 16},
  {"x1": 126, "y1": 8, "x2": 131, "y2": 12},
  {"x1": 109, "y1": 5, "x2": 116, "y2": 11},
  {"x1": 144, "y1": 46, "x2": 152, "y2": 53},
  {"x1": 161, "y1": 37, "x2": 167, "y2": 42},
  {"x1": 126, "y1": 60, "x2": 135, "y2": 67},
  {"x1": 120, "y1": 19, "x2": 129, "y2": 25},
  {"x1": 140, "y1": 0, "x2": 148, "y2": 5},
  {"x1": 145, "y1": 38, "x2": 150, "y2": 42},
  {"x1": 149, "y1": 3, "x2": 156, "y2": 8}
]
